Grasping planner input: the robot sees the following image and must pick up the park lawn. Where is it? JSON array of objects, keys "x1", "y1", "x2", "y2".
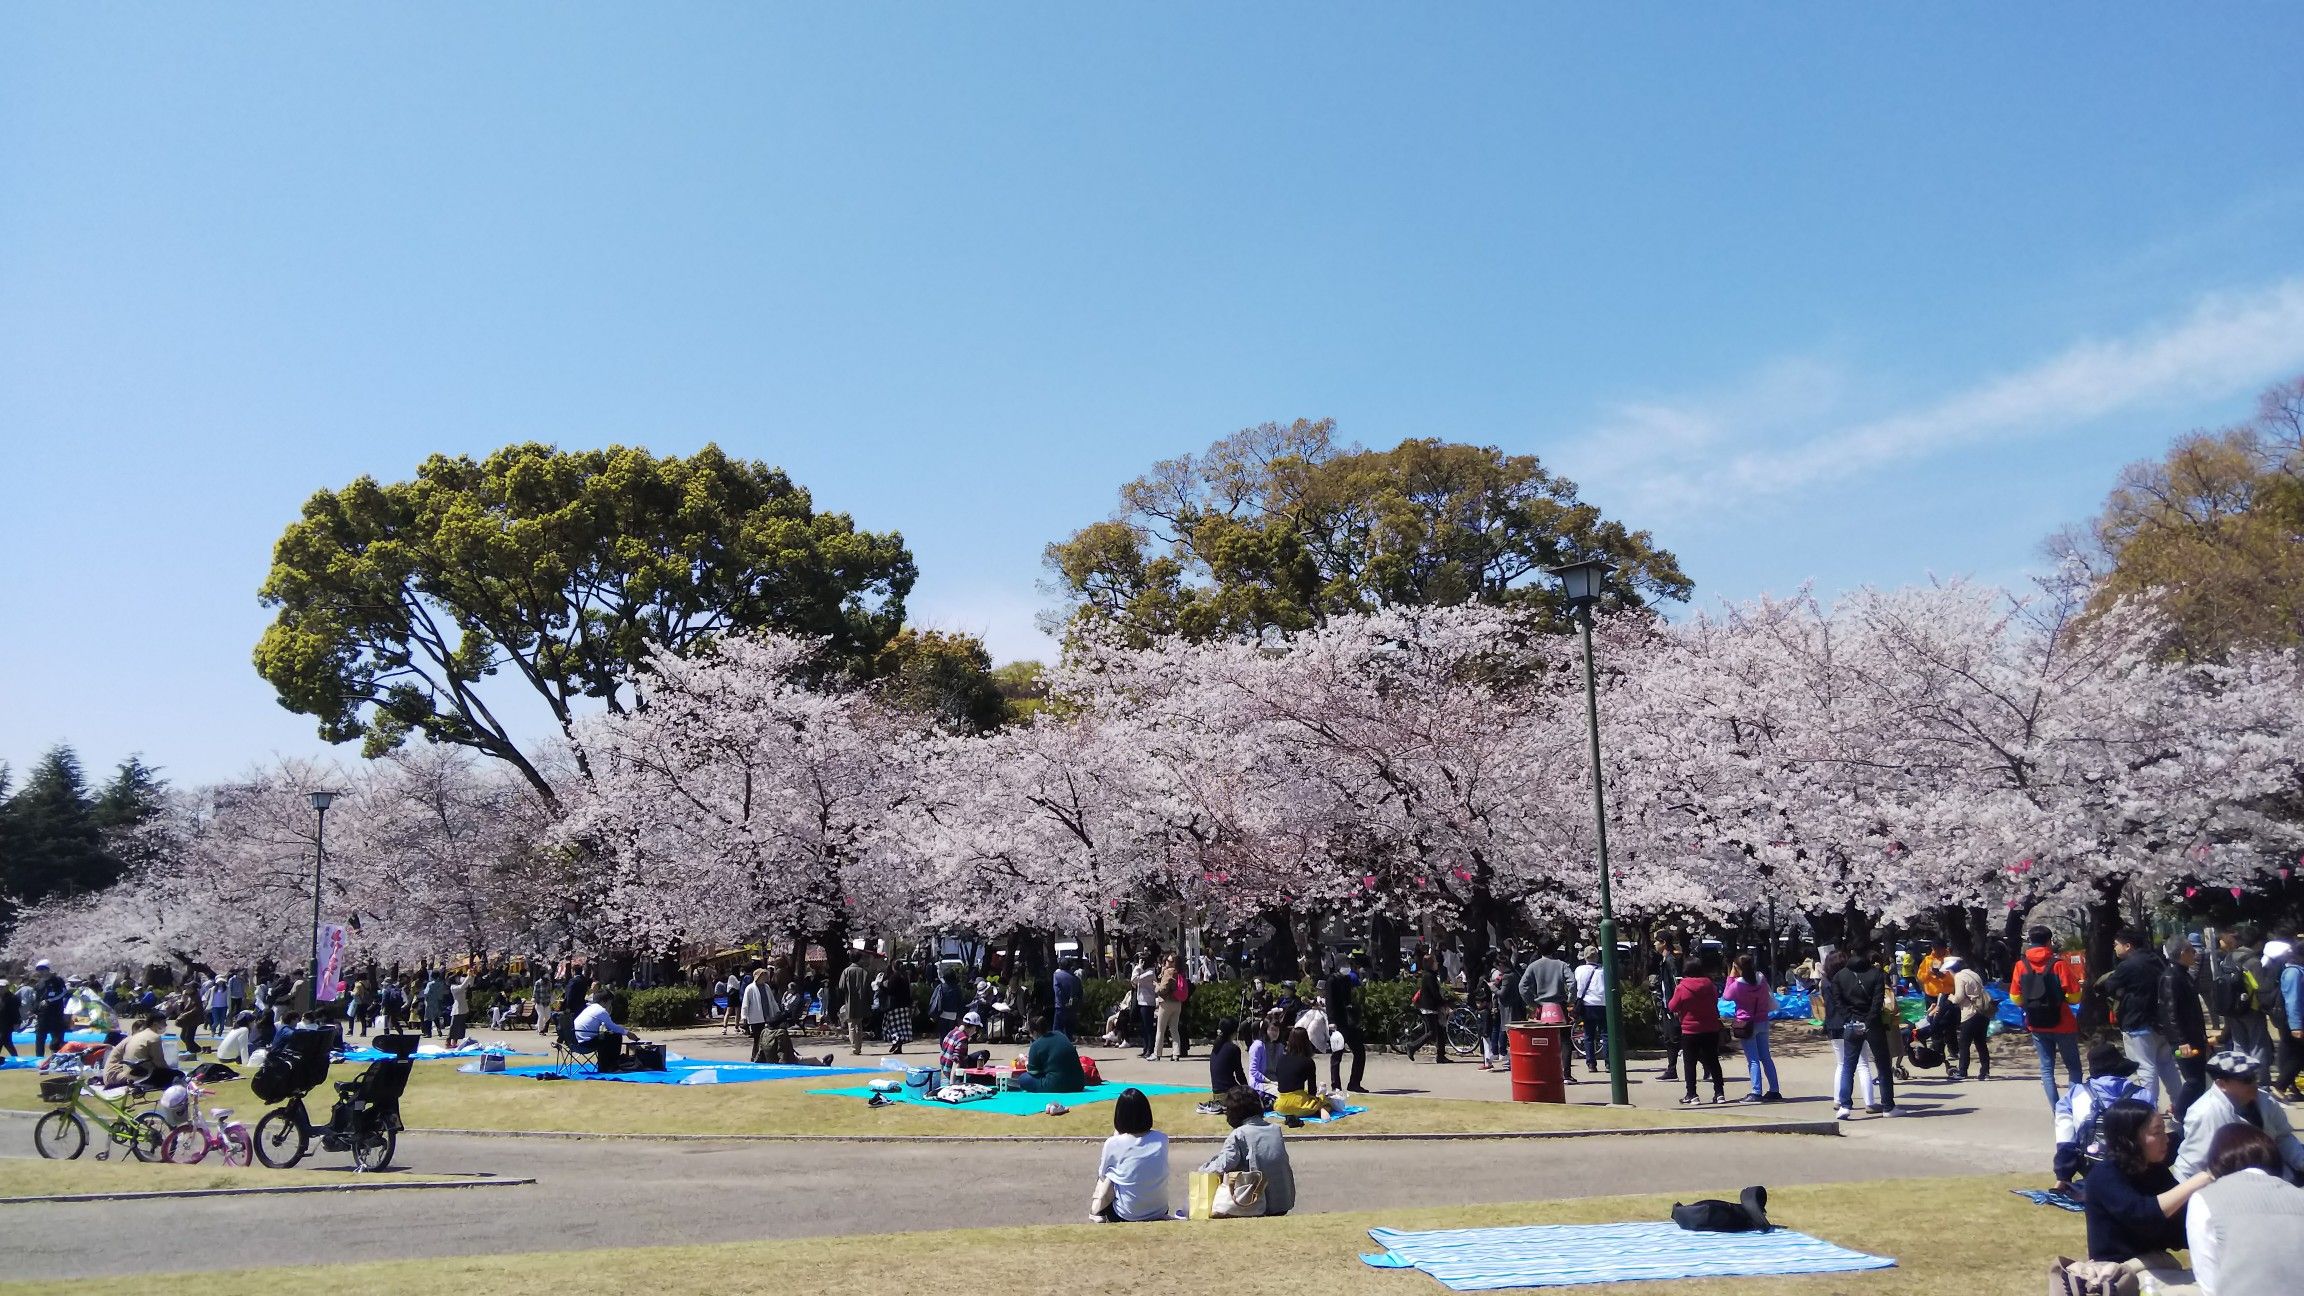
[
  {"x1": 1, "y1": 1067, "x2": 1758, "y2": 1139},
  {"x1": 0, "y1": 1156, "x2": 355, "y2": 1198},
  {"x1": 0, "y1": 1173, "x2": 2069, "y2": 1296}
]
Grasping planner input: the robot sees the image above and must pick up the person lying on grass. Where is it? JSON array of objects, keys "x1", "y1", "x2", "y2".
[
  {"x1": 1197, "y1": 1085, "x2": 1295, "y2": 1217},
  {"x1": 1008, "y1": 1011, "x2": 1085, "y2": 1093},
  {"x1": 1091, "y1": 1088, "x2": 1169, "y2": 1223}
]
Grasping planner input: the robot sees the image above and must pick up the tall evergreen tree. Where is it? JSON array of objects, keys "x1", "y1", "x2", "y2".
[{"x1": 1, "y1": 746, "x2": 117, "y2": 919}]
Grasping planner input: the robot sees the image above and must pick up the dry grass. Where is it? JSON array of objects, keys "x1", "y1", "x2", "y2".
[
  {"x1": 0, "y1": 1156, "x2": 357, "y2": 1198},
  {"x1": 0, "y1": 1067, "x2": 1758, "y2": 1139},
  {"x1": 0, "y1": 1173, "x2": 2074, "y2": 1296}
]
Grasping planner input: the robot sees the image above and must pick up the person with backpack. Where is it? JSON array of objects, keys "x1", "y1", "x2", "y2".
[
  {"x1": 2102, "y1": 926, "x2": 2184, "y2": 1111},
  {"x1": 2011, "y1": 924, "x2": 2086, "y2": 1107},
  {"x1": 2212, "y1": 926, "x2": 2271, "y2": 1086},
  {"x1": 2053, "y1": 1043, "x2": 2149, "y2": 1194}
]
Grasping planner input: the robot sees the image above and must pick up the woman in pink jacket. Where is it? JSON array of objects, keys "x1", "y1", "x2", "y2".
[{"x1": 1667, "y1": 951, "x2": 1727, "y2": 1106}]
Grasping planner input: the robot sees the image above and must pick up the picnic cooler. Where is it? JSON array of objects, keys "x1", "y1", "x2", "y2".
[{"x1": 1507, "y1": 1022, "x2": 1568, "y2": 1103}]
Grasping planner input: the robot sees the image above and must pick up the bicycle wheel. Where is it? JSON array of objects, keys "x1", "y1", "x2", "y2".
[
  {"x1": 163, "y1": 1124, "x2": 210, "y2": 1165},
  {"x1": 252, "y1": 1109, "x2": 309, "y2": 1169},
  {"x1": 220, "y1": 1124, "x2": 254, "y2": 1168},
  {"x1": 1447, "y1": 1012, "x2": 1481, "y2": 1056},
  {"x1": 126, "y1": 1112, "x2": 171, "y2": 1162},
  {"x1": 32, "y1": 1109, "x2": 89, "y2": 1160},
  {"x1": 350, "y1": 1124, "x2": 396, "y2": 1172}
]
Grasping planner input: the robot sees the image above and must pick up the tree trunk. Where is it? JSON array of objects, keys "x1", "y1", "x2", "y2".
[{"x1": 2081, "y1": 875, "x2": 2127, "y2": 1032}]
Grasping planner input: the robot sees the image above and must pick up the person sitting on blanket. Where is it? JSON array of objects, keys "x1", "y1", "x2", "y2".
[
  {"x1": 1198, "y1": 1085, "x2": 1296, "y2": 1217},
  {"x1": 1269, "y1": 1026, "x2": 1323, "y2": 1120},
  {"x1": 1208, "y1": 1016, "x2": 1247, "y2": 1094},
  {"x1": 215, "y1": 1011, "x2": 256, "y2": 1064},
  {"x1": 1091, "y1": 1088, "x2": 1170, "y2": 1223},
  {"x1": 1008, "y1": 1012, "x2": 1086, "y2": 1093},
  {"x1": 941, "y1": 1011, "x2": 991, "y2": 1084},
  {"x1": 1246, "y1": 1014, "x2": 1281, "y2": 1095}
]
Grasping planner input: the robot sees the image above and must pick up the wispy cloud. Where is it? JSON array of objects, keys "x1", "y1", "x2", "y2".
[{"x1": 1566, "y1": 278, "x2": 2304, "y2": 519}]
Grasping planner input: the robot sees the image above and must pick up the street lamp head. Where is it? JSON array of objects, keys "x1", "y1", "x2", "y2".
[
  {"x1": 307, "y1": 790, "x2": 340, "y2": 812},
  {"x1": 1546, "y1": 557, "x2": 1616, "y2": 609}
]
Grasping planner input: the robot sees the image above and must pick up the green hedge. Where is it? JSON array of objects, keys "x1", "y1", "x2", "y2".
[{"x1": 624, "y1": 986, "x2": 705, "y2": 1029}]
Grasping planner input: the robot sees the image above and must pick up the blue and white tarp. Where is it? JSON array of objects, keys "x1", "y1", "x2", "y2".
[{"x1": 1360, "y1": 1221, "x2": 1896, "y2": 1290}]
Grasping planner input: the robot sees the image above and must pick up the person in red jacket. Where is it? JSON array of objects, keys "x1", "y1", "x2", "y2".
[
  {"x1": 2011, "y1": 924, "x2": 2087, "y2": 1107},
  {"x1": 1667, "y1": 950, "x2": 1727, "y2": 1106}
]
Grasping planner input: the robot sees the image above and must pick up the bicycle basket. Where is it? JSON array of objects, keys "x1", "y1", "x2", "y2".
[{"x1": 39, "y1": 1076, "x2": 78, "y2": 1104}]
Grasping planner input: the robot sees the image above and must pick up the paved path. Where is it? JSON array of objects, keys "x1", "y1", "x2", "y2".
[{"x1": 1, "y1": 1023, "x2": 2059, "y2": 1279}]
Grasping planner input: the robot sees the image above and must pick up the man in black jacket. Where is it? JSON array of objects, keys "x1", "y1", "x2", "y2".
[
  {"x1": 1325, "y1": 958, "x2": 1368, "y2": 1093},
  {"x1": 2101, "y1": 926, "x2": 2182, "y2": 1111},
  {"x1": 1652, "y1": 937, "x2": 1684, "y2": 1081},
  {"x1": 2158, "y1": 939, "x2": 2210, "y2": 1121}
]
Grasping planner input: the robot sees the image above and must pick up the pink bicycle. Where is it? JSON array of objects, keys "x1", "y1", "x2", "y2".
[{"x1": 161, "y1": 1080, "x2": 252, "y2": 1167}]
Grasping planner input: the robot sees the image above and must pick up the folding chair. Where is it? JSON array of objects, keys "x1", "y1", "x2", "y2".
[{"x1": 551, "y1": 1011, "x2": 597, "y2": 1077}]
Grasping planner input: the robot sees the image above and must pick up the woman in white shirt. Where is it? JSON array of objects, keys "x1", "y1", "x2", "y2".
[
  {"x1": 2186, "y1": 1123, "x2": 2304, "y2": 1295},
  {"x1": 1092, "y1": 1088, "x2": 1170, "y2": 1222},
  {"x1": 1129, "y1": 957, "x2": 1160, "y2": 1060}
]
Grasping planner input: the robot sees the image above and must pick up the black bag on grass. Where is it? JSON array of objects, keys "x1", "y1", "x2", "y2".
[{"x1": 1671, "y1": 1185, "x2": 1772, "y2": 1233}]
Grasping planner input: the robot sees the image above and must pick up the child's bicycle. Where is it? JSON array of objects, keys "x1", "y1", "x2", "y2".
[
  {"x1": 160, "y1": 1079, "x2": 252, "y2": 1166},
  {"x1": 32, "y1": 1072, "x2": 172, "y2": 1161}
]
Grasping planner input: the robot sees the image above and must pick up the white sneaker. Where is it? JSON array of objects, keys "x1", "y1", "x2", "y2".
[{"x1": 1834, "y1": 1106, "x2": 1851, "y2": 1120}]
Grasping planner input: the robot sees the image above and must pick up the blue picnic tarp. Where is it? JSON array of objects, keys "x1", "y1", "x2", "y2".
[{"x1": 1361, "y1": 1221, "x2": 1895, "y2": 1290}]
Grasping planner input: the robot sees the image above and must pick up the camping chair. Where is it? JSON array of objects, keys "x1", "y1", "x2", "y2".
[{"x1": 551, "y1": 1011, "x2": 597, "y2": 1078}]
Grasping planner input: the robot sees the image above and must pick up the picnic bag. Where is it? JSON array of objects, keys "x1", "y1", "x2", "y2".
[
  {"x1": 1079, "y1": 1055, "x2": 1102, "y2": 1085},
  {"x1": 2047, "y1": 1257, "x2": 2133, "y2": 1296},
  {"x1": 1213, "y1": 1170, "x2": 1267, "y2": 1218},
  {"x1": 1670, "y1": 1185, "x2": 1771, "y2": 1233},
  {"x1": 1187, "y1": 1170, "x2": 1221, "y2": 1220}
]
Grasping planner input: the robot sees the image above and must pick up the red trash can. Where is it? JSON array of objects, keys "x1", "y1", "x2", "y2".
[{"x1": 1507, "y1": 1022, "x2": 1568, "y2": 1103}]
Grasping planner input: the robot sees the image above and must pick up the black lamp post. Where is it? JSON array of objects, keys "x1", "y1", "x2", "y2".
[
  {"x1": 1548, "y1": 558, "x2": 1629, "y2": 1106},
  {"x1": 307, "y1": 790, "x2": 339, "y2": 1013}
]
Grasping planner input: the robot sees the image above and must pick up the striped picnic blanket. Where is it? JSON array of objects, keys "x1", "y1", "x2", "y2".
[{"x1": 1360, "y1": 1221, "x2": 1896, "y2": 1290}]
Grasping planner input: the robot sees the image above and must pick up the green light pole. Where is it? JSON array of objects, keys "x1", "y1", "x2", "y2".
[
  {"x1": 1549, "y1": 558, "x2": 1629, "y2": 1107},
  {"x1": 306, "y1": 789, "x2": 339, "y2": 1016}
]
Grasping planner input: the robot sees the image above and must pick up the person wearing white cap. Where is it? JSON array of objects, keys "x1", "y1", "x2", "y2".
[
  {"x1": 2175, "y1": 1050, "x2": 2304, "y2": 1181},
  {"x1": 940, "y1": 1010, "x2": 988, "y2": 1083},
  {"x1": 31, "y1": 960, "x2": 69, "y2": 1057}
]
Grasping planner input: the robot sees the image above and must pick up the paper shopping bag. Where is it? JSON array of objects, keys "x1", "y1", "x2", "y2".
[{"x1": 1187, "y1": 1170, "x2": 1221, "y2": 1220}]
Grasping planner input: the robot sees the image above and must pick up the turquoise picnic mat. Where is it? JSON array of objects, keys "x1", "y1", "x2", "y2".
[{"x1": 807, "y1": 1079, "x2": 1204, "y2": 1115}]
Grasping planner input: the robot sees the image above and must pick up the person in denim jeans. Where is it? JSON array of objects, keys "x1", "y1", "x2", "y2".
[
  {"x1": 2011, "y1": 925, "x2": 2085, "y2": 1106},
  {"x1": 2102, "y1": 926, "x2": 2184, "y2": 1110}
]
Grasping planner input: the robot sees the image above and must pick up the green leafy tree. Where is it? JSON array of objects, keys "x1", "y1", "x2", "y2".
[
  {"x1": 0, "y1": 746, "x2": 117, "y2": 928},
  {"x1": 868, "y1": 629, "x2": 1007, "y2": 735},
  {"x1": 1044, "y1": 419, "x2": 1691, "y2": 643},
  {"x1": 255, "y1": 443, "x2": 916, "y2": 805},
  {"x1": 2071, "y1": 377, "x2": 2304, "y2": 660},
  {"x1": 990, "y1": 660, "x2": 1050, "y2": 725}
]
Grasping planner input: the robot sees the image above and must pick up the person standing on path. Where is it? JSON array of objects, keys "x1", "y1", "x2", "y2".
[
  {"x1": 1128, "y1": 953, "x2": 1160, "y2": 1060},
  {"x1": 2012, "y1": 925, "x2": 2086, "y2": 1107},
  {"x1": 1517, "y1": 945, "x2": 1578, "y2": 1085},
  {"x1": 2271, "y1": 936, "x2": 2304, "y2": 1101},
  {"x1": 1667, "y1": 951, "x2": 1726, "y2": 1105},
  {"x1": 1724, "y1": 953, "x2": 1779, "y2": 1103},
  {"x1": 420, "y1": 970, "x2": 451, "y2": 1040},
  {"x1": 0, "y1": 979, "x2": 18, "y2": 1058},
  {"x1": 32, "y1": 960, "x2": 68, "y2": 1058},
  {"x1": 2103, "y1": 926, "x2": 2183, "y2": 1111},
  {"x1": 1830, "y1": 945, "x2": 1898, "y2": 1118},
  {"x1": 2211, "y1": 926, "x2": 2271, "y2": 1086},
  {"x1": 1572, "y1": 947, "x2": 1609, "y2": 1076},
  {"x1": 1406, "y1": 952, "x2": 1452, "y2": 1064},
  {"x1": 1052, "y1": 959, "x2": 1082, "y2": 1041},
  {"x1": 1946, "y1": 954, "x2": 1994, "y2": 1082},
  {"x1": 2160, "y1": 940, "x2": 2211, "y2": 1121},
  {"x1": 1915, "y1": 938, "x2": 1957, "y2": 1077},
  {"x1": 1152, "y1": 955, "x2": 1190, "y2": 1061},
  {"x1": 1324, "y1": 957, "x2": 1367, "y2": 1093},
  {"x1": 447, "y1": 972, "x2": 472, "y2": 1047},
  {"x1": 1652, "y1": 936, "x2": 1684, "y2": 1081}
]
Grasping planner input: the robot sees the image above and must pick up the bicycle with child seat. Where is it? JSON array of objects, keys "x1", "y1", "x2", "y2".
[
  {"x1": 160, "y1": 1079, "x2": 252, "y2": 1166},
  {"x1": 32, "y1": 1073, "x2": 172, "y2": 1161},
  {"x1": 252, "y1": 1032, "x2": 413, "y2": 1171}
]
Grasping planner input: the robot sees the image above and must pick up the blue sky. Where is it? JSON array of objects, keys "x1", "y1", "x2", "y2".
[{"x1": 5, "y1": 6, "x2": 2302, "y2": 787}]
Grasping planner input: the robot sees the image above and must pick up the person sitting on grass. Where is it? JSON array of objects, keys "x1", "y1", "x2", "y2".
[
  {"x1": 1091, "y1": 1088, "x2": 1170, "y2": 1223},
  {"x1": 1269, "y1": 1026, "x2": 1324, "y2": 1120},
  {"x1": 941, "y1": 1011, "x2": 990, "y2": 1084},
  {"x1": 103, "y1": 1014, "x2": 179, "y2": 1090},
  {"x1": 1198, "y1": 1085, "x2": 1296, "y2": 1217},
  {"x1": 2052, "y1": 1042, "x2": 2148, "y2": 1196},
  {"x1": 215, "y1": 1011, "x2": 257, "y2": 1064},
  {"x1": 2084, "y1": 1099, "x2": 2211, "y2": 1278},
  {"x1": 1009, "y1": 1012, "x2": 1085, "y2": 1093},
  {"x1": 1208, "y1": 1016, "x2": 1247, "y2": 1094},
  {"x1": 1246, "y1": 1014, "x2": 1280, "y2": 1094},
  {"x1": 2187, "y1": 1123, "x2": 2304, "y2": 1295}
]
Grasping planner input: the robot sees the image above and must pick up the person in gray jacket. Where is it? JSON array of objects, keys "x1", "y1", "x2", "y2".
[
  {"x1": 1198, "y1": 1086, "x2": 1295, "y2": 1216},
  {"x1": 1517, "y1": 945, "x2": 1580, "y2": 1085}
]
